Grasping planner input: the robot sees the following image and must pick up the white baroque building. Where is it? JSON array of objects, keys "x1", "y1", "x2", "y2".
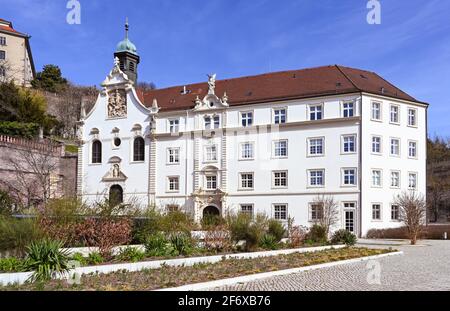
[{"x1": 78, "y1": 27, "x2": 427, "y2": 237}]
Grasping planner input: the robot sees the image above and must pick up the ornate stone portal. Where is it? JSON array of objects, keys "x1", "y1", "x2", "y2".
[
  {"x1": 107, "y1": 89, "x2": 127, "y2": 118},
  {"x1": 192, "y1": 188, "x2": 227, "y2": 223}
]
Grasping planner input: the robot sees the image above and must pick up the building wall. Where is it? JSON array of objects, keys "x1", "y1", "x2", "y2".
[{"x1": 0, "y1": 31, "x2": 33, "y2": 86}]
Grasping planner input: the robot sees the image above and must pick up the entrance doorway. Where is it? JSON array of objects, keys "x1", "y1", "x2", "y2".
[
  {"x1": 203, "y1": 205, "x2": 220, "y2": 218},
  {"x1": 109, "y1": 184, "x2": 123, "y2": 206},
  {"x1": 344, "y1": 210, "x2": 355, "y2": 233}
]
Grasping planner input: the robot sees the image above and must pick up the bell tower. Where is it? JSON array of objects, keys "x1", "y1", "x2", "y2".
[{"x1": 114, "y1": 18, "x2": 140, "y2": 83}]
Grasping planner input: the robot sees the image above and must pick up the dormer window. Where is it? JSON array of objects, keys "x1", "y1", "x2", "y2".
[
  {"x1": 213, "y1": 116, "x2": 220, "y2": 128},
  {"x1": 204, "y1": 116, "x2": 211, "y2": 129},
  {"x1": 169, "y1": 119, "x2": 179, "y2": 133}
]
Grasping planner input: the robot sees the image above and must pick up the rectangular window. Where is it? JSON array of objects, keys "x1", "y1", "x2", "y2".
[
  {"x1": 372, "y1": 169, "x2": 382, "y2": 187},
  {"x1": 408, "y1": 108, "x2": 417, "y2": 127},
  {"x1": 391, "y1": 171, "x2": 400, "y2": 188},
  {"x1": 168, "y1": 177, "x2": 179, "y2": 192},
  {"x1": 390, "y1": 138, "x2": 400, "y2": 156},
  {"x1": 342, "y1": 102, "x2": 354, "y2": 118},
  {"x1": 372, "y1": 136, "x2": 382, "y2": 154},
  {"x1": 391, "y1": 204, "x2": 400, "y2": 221},
  {"x1": 0, "y1": 37, "x2": 6, "y2": 46},
  {"x1": 206, "y1": 175, "x2": 217, "y2": 190},
  {"x1": 167, "y1": 148, "x2": 180, "y2": 164},
  {"x1": 408, "y1": 172, "x2": 417, "y2": 189},
  {"x1": 240, "y1": 204, "x2": 253, "y2": 217},
  {"x1": 169, "y1": 119, "x2": 179, "y2": 133},
  {"x1": 205, "y1": 145, "x2": 217, "y2": 162},
  {"x1": 204, "y1": 116, "x2": 211, "y2": 129},
  {"x1": 390, "y1": 105, "x2": 399, "y2": 124},
  {"x1": 371, "y1": 102, "x2": 381, "y2": 120},
  {"x1": 273, "y1": 140, "x2": 288, "y2": 157},
  {"x1": 274, "y1": 204, "x2": 288, "y2": 221},
  {"x1": 0, "y1": 50, "x2": 5, "y2": 60},
  {"x1": 240, "y1": 142, "x2": 254, "y2": 160},
  {"x1": 308, "y1": 137, "x2": 324, "y2": 156},
  {"x1": 240, "y1": 173, "x2": 254, "y2": 189},
  {"x1": 342, "y1": 135, "x2": 356, "y2": 153},
  {"x1": 372, "y1": 204, "x2": 381, "y2": 220},
  {"x1": 213, "y1": 116, "x2": 220, "y2": 128},
  {"x1": 273, "y1": 108, "x2": 287, "y2": 124},
  {"x1": 309, "y1": 104, "x2": 323, "y2": 121},
  {"x1": 166, "y1": 204, "x2": 179, "y2": 213},
  {"x1": 0, "y1": 66, "x2": 5, "y2": 77},
  {"x1": 309, "y1": 170, "x2": 325, "y2": 187},
  {"x1": 273, "y1": 171, "x2": 288, "y2": 188},
  {"x1": 241, "y1": 112, "x2": 253, "y2": 127},
  {"x1": 408, "y1": 141, "x2": 417, "y2": 158},
  {"x1": 309, "y1": 203, "x2": 323, "y2": 221},
  {"x1": 342, "y1": 168, "x2": 357, "y2": 186}
]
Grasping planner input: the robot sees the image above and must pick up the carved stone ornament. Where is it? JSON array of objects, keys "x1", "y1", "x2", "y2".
[
  {"x1": 193, "y1": 73, "x2": 229, "y2": 112},
  {"x1": 108, "y1": 89, "x2": 127, "y2": 118},
  {"x1": 102, "y1": 163, "x2": 128, "y2": 182}
]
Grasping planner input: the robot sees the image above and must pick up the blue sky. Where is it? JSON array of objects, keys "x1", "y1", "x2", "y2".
[{"x1": 1, "y1": 0, "x2": 450, "y2": 136}]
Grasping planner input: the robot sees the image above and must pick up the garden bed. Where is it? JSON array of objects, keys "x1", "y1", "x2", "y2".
[{"x1": 2, "y1": 247, "x2": 393, "y2": 291}]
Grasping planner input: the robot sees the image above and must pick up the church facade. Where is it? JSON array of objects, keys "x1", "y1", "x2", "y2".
[{"x1": 77, "y1": 25, "x2": 427, "y2": 237}]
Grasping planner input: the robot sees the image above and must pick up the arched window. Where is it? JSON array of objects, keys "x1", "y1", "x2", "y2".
[
  {"x1": 133, "y1": 137, "x2": 145, "y2": 161},
  {"x1": 109, "y1": 185, "x2": 123, "y2": 206},
  {"x1": 92, "y1": 140, "x2": 102, "y2": 163}
]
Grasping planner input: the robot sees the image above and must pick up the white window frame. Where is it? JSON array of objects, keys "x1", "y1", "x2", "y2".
[
  {"x1": 0, "y1": 37, "x2": 6, "y2": 46},
  {"x1": 371, "y1": 135, "x2": 382, "y2": 155},
  {"x1": 204, "y1": 144, "x2": 218, "y2": 162},
  {"x1": 272, "y1": 170, "x2": 288, "y2": 189},
  {"x1": 391, "y1": 204, "x2": 400, "y2": 221},
  {"x1": 341, "y1": 168, "x2": 357, "y2": 187},
  {"x1": 240, "y1": 111, "x2": 253, "y2": 127},
  {"x1": 239, "y1": 172, "x2": 254, "y2": 190},
  {"x1": 239, "y1": 142, "x2": 254, "y2": 160},
  {"x1": 205, "y1": 175, "x2": 218, "y2": 190},
  {"x1": 307, "y1": 169, "x2": 325, "y2": 187},
  {"x1": 167, "y1": 176, "x2": 180, "y2": 192},
  {"x1": 408, "y1": 172, "x2": 418, "y2": 190},
  {"x1": 371, "y1": 101, "x2": 382, "y2": 121},
  {"x1": 273, "y1": 107, "x2": 287, "y2": 124},
  {"x1": 341, "y1": 134, "x2": 357, "y2": 154},
  {"x1": 167, "y1": 147, "x2": 180, "y2": 165},
  {"x1": 213, "y1": 115, "x2": 220, "y2": 129},
  {"x1": 204, "y1": 116, "x2": 211, "y2": 129},
  {"x1": 273, "y1": 139, "x2": 288, "y2": 158},
  {"x1": 342, "y1": 101, "x2": 355, "y2": 118},
  {"x1": 390, "y1": 170, "x2": 401, "y2": 188},
  {"x1": 371, "y1": 169, "x2": 382, "y2": 188},
  {"x1": 371, "y1": 203, "x2": 382, "y2": 221},
  {"x1": 408, "y1": 140, "x2": 418, "y2": 159},
  {"x1": 407, "y1": 107, "x2": 418, "y2": 127},
  {"x1": 389, "y1": 104, "x2": 400, "y2": 124},
  {"x1": 307, "y1": 137, "x2": 324, "y2": 157},
  {"x1": 168, "y1": 118, "x2": 180, "y2": 133},
  {"x1": 308, "y1": 104, "x2": 323, "y2": 121},
  {"x1": 390, "y1": 137, "x2": 400, "y2": 157},
  {"x1": 273, "y1": 204, "x2": 288, "y2": 221}
]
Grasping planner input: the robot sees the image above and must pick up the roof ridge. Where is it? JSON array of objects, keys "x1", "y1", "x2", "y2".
[{"x1": 335, "y1": 65, "x2": 360, "y2": 91}]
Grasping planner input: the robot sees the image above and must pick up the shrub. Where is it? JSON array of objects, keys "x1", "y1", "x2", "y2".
[
  {"x1": 203, "y1": 226, "x2": 232, "y2": 252},
  {"x1": 306, "y1": 224, "x2": 328, "y2": 244},
  {"x1": 116, "y1": 247, "x2": 146, "y2": 263},
  {"x1": 24, "y1": 239, "x2": 71, "y2": 282},
  {"x1": 201, "y1": 214, "x2": 226, "y2": 230},
  {"x1": 268, "y1": 219, "x2": 286, "y2": 242},
  {"x1": 0, "y1": 121, "x2": 40, "y2": 138},
  {"x1": 0, "y1": 216, "x2": 43, "y2": 256},
  {"x1": 259, "y1": 234, "x2": 279, "y2": 250},
  {"x1": 131, "y1": 208, "x2": 164, "y2": 243},
  {"x1": 288, "y1": 225, "x2": 308, "y2": 248},
  {"x1": 227, "y1": 213, "x2": 268, "y2": 251},
  {"x1": 366, "y1": 227, "x2": 409, "y2": 239},
  {"x1": 70, "y1": 252, "x2": 87, "y2": 266},
  {"x1": 87, "y1": 252, "x2": 104, "y2": 265},
  {"x1": 169, "y1": 232, "x2": 193, "y2": 256},
  {"x1": 330, "y1": 229, "x2": 357, "y2": 246},
  {"x1": 0, "y1": 257, "x2": 26, "y2": 272},
  {"x1": 160, "y1": 211, "x2": 195, "y2": 234},
  {"x1": 144, "y1": 232, "x2": 170, "y2": 257},
  {"x1": 0, "y1": 190, "x2": 15, "y2": 216}
]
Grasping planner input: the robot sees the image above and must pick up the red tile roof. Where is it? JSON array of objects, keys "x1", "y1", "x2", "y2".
[
  {"x1": 141, "y1": 65, "x2": 424, "y2": 112},
  {"x1": 0, "y1": 18, "x2": 27, "y2": 37}
]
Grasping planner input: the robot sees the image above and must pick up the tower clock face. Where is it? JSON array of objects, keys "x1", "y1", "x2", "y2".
[{"x1": 107, "y1": 89, "x2": 127, "y2": 118}]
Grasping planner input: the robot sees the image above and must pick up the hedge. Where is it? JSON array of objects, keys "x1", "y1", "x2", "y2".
[{"x1": 0, "y1": 121, "x2": 39, "y2": 138}]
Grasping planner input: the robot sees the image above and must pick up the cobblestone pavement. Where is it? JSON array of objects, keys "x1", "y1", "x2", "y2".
[{"x1": 210, "y1": 240, "x2": 450, "y2": 291}]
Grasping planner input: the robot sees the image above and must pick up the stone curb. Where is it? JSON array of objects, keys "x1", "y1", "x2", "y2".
[{"x1": 157, "y1": 251, "x2": 404, "y2": 291}]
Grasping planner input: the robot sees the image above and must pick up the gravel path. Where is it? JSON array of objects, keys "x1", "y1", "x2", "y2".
[{"x1": 210, "y1": 239, "x2": 450, "y2": 291}]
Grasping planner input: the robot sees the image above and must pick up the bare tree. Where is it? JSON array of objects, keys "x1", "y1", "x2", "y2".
[
  {"x1": 427, "y1": 171, "x2": 449, "y2": 223},
  {"x1": 312, "y1": 194, "x2": 339, "y2": 235},
  {"x1": 393, "y1": 191, "x2": 427, "y2": 245},
  {"x1": 0, "y1": 59, "x2": 22, "y2": 84},
  {"x1": 4, "y1": 141, "x2": 62, "y2": 209}
]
